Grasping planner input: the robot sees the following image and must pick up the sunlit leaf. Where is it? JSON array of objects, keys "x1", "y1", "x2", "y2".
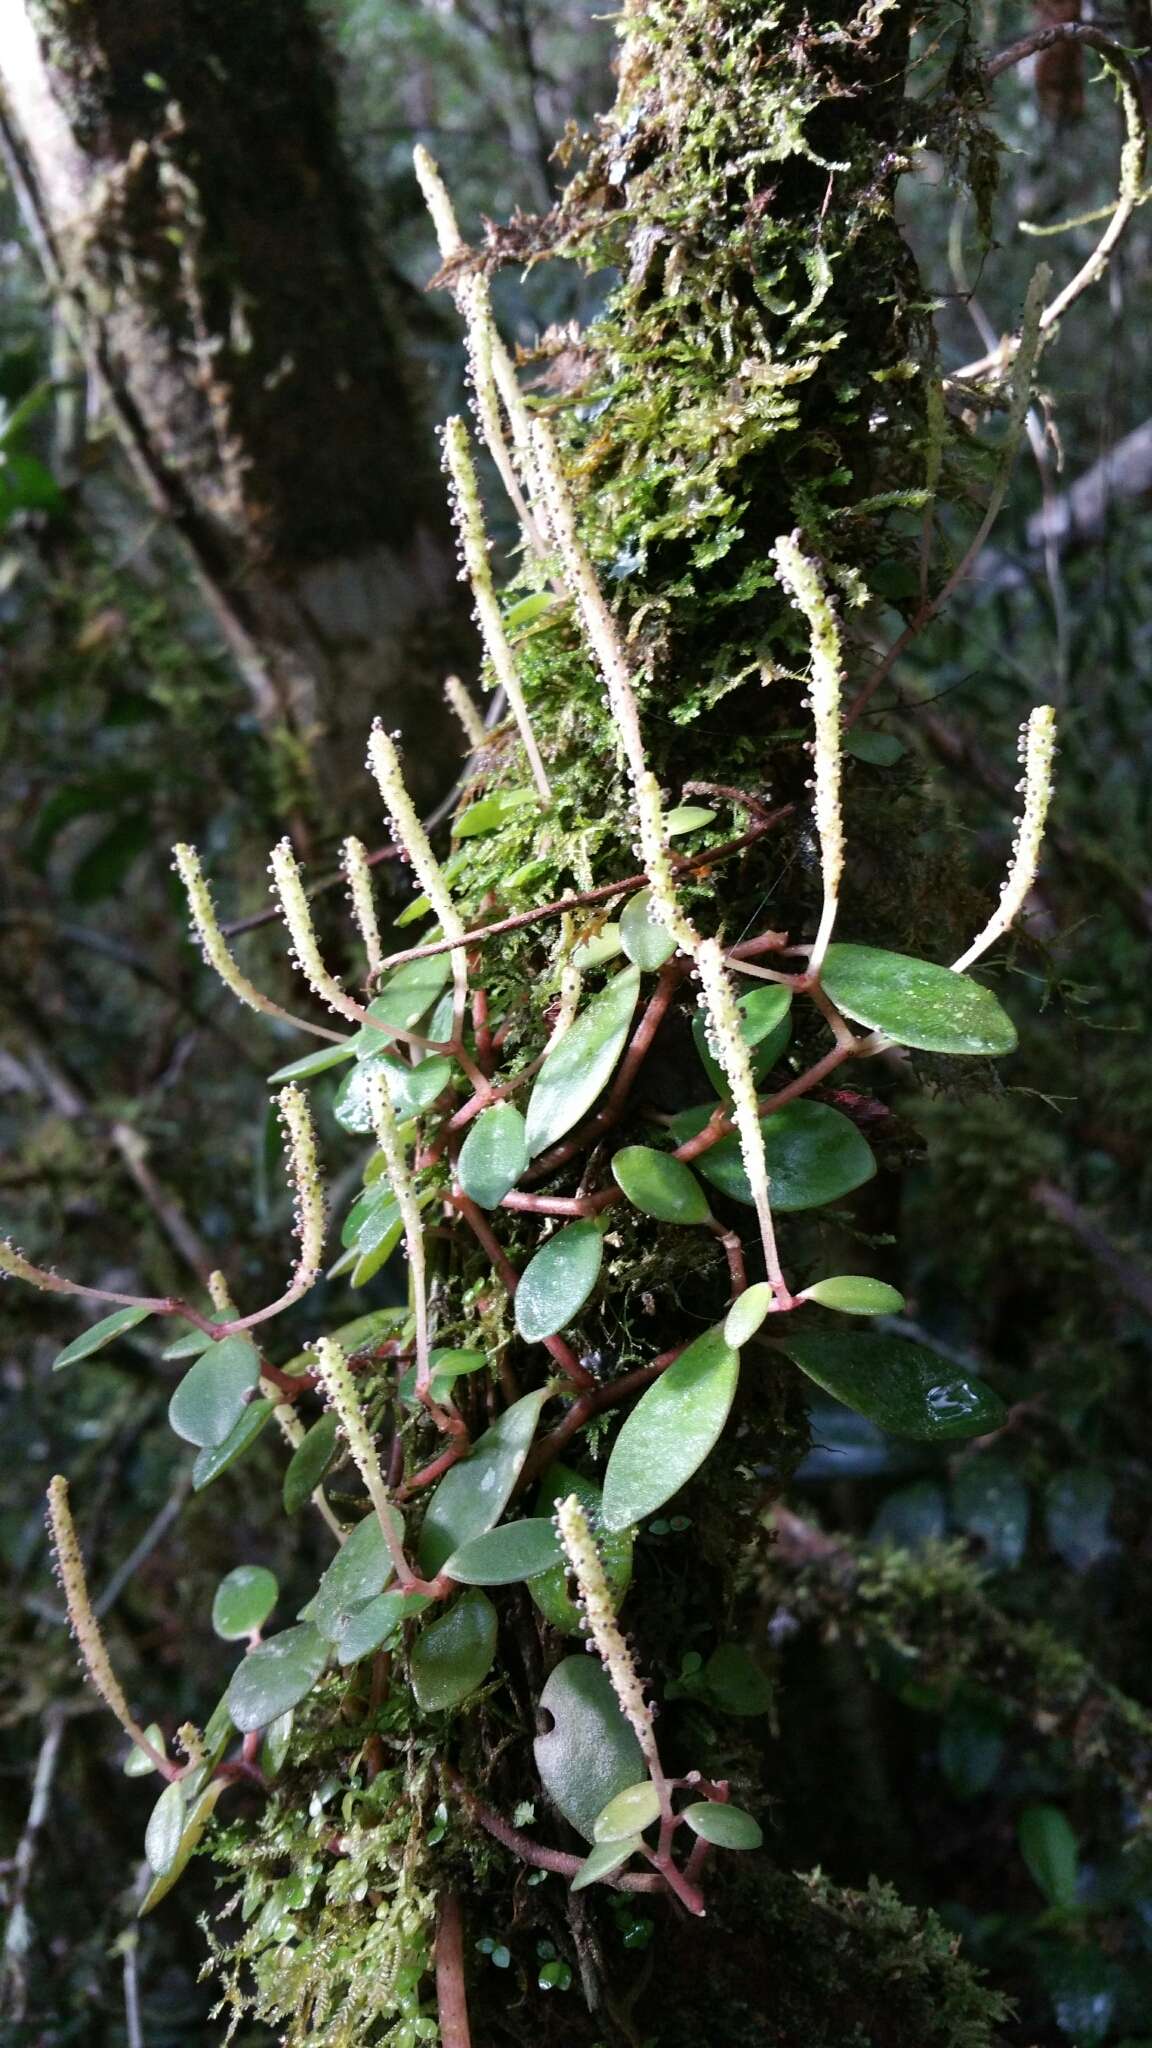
[
  {"x1": 418, "y1": 1389, "x2": 549, "y2": 1575},
  {"x1": 601, "y1": 1327, "x2": 739, "y2": 1532},
  {"x1": 145, "y1": 1780, "x2": 187, "y2": 1877},
  {"x1": 138, "y1": 1781, "x2": 225, "y2": 1913},
  {"x1": 681, "y1": 1801, "x2": 762, "y2": 1850},
  {"x1": 533, "y1": 1656, "x2": 645, "y2": 1840},
  {"x1": 168, "y1": 1335, "x2": 261, "y2": 1449},
  {"x1": 457, "y1": 1103, "x2": 528, "y2": 1210},
  {"x1": 226, "y1": 1624, "x2": 328, "y2": 1733},
  {"x1": 611, "y1": 1146, "x2": 712, "y2": 1225},
  {"x1": 723, "y1": 1284, "x2": 774, "y2": 1347},
  {"x1": 53, "y1": 1305, "x2": 153, "y2": 1371},
  {"x1": 524, "y1": 967, "x2": 640, "y2": 1157},
  {"x1": 409, "y1": 1590, "x2": 498, "y2": 1710},
  {"x1": 356, "y1": 956, "x2": 452, "y2": 1036},
  {"x1": 261, "y1": 1709, "x2": 294, "y2": 1778},
  {"x1": 664, "y1": 805, "x2": 716, "y2": 836},
  {"x1": 801, "y1": 1276, "x2": 905, "y2": 1314},
  {"x1": 572, "y1": 924, "x2": 623, "y2": 970},
  {"x1": 592, "y1": 1780, "x2": 660, "y2": 1843},
  {"x1": 821, "y1": 944, "x2": 1017, "y2": 1057},
  {"x1": 515, "y1": 1221, "x2": 604, "y2": 1342},
  {"x1": 453, "y1": 788, "x2": 537, "y2": 838},
  {"x1": 773, "y1": 1330, "x2": 1006, "y2": 1441},
  {"x1": 212, "y1": 1564, "x2": 278, "y2": 1640},
  {"x1": 334, "y1": 1052, "x2": 452, "y2": 1134},
  {"x1": 691, "y1": 984, "x2": 792, "y2": 1101}
]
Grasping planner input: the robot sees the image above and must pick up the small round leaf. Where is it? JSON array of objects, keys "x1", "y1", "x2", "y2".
[
  {"x1": 801, "y1": 1276, "x2": 905, "y2": 1315},
  {"x1": 515, "y1": 1221, "x2": 604, "y2": 1342},
  {"x1": 619, "y1": 888, "x2": 677, "y2": 970},
  {"x1": 672, "y1": 1100, "x2": 875, "y2": 1212},
  {"x1": 533, "y1": 1657, "x2": 645, "y2": 1840},
  {"x1": 409, "y1": 1589, "x2": 498, "y2": 1711},
  {"x1": 168, "y1": 1334, "x2": 260, "y2": 1450},
  {"x1": 592, "y1": 1781, "x2": 661, "y2": 1843},
  {"x1": 611, "y1": 1147, "x2": 712, "y2": 1226},
  {"x1": 227, "y1": 1624, "x2": 328, "y2": 1733},
  {"x1": 457, "y1": 1103, "x2": 529, "y2": 1210},
  {"x1": 212, "y1": 1564, "x2": 278, "y2": 1641},
  {"x1": 681, "y1": 1801, "x2": 762, "y2": 1850}
]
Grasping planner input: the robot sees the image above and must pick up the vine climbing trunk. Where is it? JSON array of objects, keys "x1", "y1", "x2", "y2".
[{"x1": 0, "y1": 0, "x2": 471, "y2": 811}]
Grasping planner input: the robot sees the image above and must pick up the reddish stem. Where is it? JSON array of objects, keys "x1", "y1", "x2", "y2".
[
  {"x1": 435, "y1": 1895, "x2": 473, "y2": 2048},
  {"x1": 451, "y1": 1190, "x2": 594, "y2": 1389}
]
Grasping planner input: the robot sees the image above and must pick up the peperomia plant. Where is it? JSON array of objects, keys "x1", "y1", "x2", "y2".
[{"x1": 6, "y1": 0, "x2": 1143, "y2": 2039}]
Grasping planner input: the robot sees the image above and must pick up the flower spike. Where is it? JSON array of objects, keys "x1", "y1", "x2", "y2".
[
  {"x1": 770, "y1": 533, "x2": 846, "y2": 976},
  {"x1": 953, "y1": 705, "x2": 1058, "y2": 974},
  {"x1": 172, "y1": 842, "x2": 343, "y2": 1043},
  {"x1": 342, "y1": 836, "x2": 384, "y2": 979}
]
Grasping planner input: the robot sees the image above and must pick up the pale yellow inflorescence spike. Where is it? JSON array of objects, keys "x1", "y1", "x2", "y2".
[
  {"x1": 172, "y1": 842, "x2": 343, "y2": 1043},
  {"x1": 770, "y1": 532, "x2": 846, "y2": 976},
  {"x1": 442, "y1": 416, "x2": 552, "y2": 803},
  {"x1": 367, "y1": 720, "x2": 470, "y2": 1022},
  {"x1": 342, "y1": 836, "x2": 384, "y2": 979},
  {"x1": 952, "y1": 704, "x2": 1058, "y2": 975},
  {"x1": 276, "y1": 1085, "x2": 326, "y2": 1295},
  {"x1": 368, "y1": 1067, "x2": 432, "y2": 1400},
  {"x1": 413, "y1": 145, "x2": 548, "y2": 555},
  {"x1": 695, "y1": 939, "x2": 787, "y2": 1300},
  {"x1": 443, "y1": 672, "x2": 487, "y2": 754},
  {"x1": 554, "y1": 1493, "x2": 662, "y2": 1784},
  {"x1": 311, "y1": 1337, "x2": 408, "y2": 1577},
  {"x1": 46, "y1": 1475, "x2": 173, "y2": 1776}
]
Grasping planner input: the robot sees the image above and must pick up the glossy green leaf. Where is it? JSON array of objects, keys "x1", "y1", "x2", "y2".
[
  {"x1": 312, "y1": 1509, "x2": 404, "y2": 1640},
  {"x1": 952, "y1": 1458, "x2": 1030, "y2": 1569},
  {"x1": 357, "y1": 956, "x2": 452, "y2": 1036},
  {"x1": 123, "y1": 1724, "x2": 166, "y2": 1777},
  {"x1": 619, "y1": 888, "x2": 678, "y2": 969},
  {"x1": 664, "y1": 805, "x2": 716, "y2": 836},
  {"x1": 226, "y1": 1623, "x2": 328, "y2": 1733},
  {"x1": 266, "y1": 1042, "x2": 356, "y2": 1084},
  {"x1": 1019, "y1": 1803, "x2": 1079, "y2": 1912},
  {"x1": 611, "y1": 1146, "x2": 712, "y2": 1226},
  {"x1": 533, "y1": 1656, "x2": 646, "y2": 1840},
  {"x1": 724, "y1": 1284, "x2": 774, "y2": 1348},
  {"x1": 212, "y1": 1565, "x2": 278, "y2": 1640},
  {"x1": 409, "y1": 1590, "x2": 498, "y2": 1711},
  {"x1": 442, "y1": 1519, "x2": 562, "y2": 1585},
  {"x1": 691, "y1": 984, "x2": 792, "y2": 1102},
  {"x1": 138, "y1": 1781, "x2": 225, "y2": 1915},
  {"x1": 844, "y1": 729, "x2": 905, "y2": 766},
  {"x1": 168, "y1": 1334, "x2": 261, "y2": 1449},
  {"x1": 601, "y1": 1326, "x2": 739, "y2": 1532},
  {"x1": 671, "y1": 1099, "x2": 875, "y2": 1211},
  {"x1": 773, "y1": 1330, "x2": 1006, "y2": 1441},
  {"x1": 571, "y1": 1836, "x2": 642, "y2": 1892},
  {"x1": 53, "y1": 1305, "x2": 153, "y2": 1370},
  {"x1": 457, "y1": 1103, "x2": 529, "y2": 1210},
  {"x1": 593, "y1": 1781, "x2": 660, "y2": 1843},
  {"x1": 191, "y1": 1397, "x2": 275, "y2": 1489},
  {"x1": 801, "y1": 1276, "x2": 905, "y2": 1315},
  {"x1": 524, "y1": 966, "x2": 640, "y2": 1157},
  {"x1": 341, "y1": 1185, "x2": 402, "y2": 1255},
  {"x1": 283, "y1": 1414, "x2": 340, "y2": 1516},
  {"x1": 145, "y1": 1781, "x2": 187, "y2": 1877},
  {"x1": 418, "y1": 1389, "x2": 549, "y2": 1575},
  {"x1": 681, "y1": 1801, "x2": 762, "y2": 1850},
  {"x1": 261, "y1": 1709, "x2": 294, "y2": 1779},
  {"x1": 454, "y1": 788, "x2": 536, "y2": 838},
  {"x1": 821, "y1": 944, "x2": 1017, "y2": 1057},
  {"x1": 530, "y1": 1465, "x2": 632, "y2": 1635},
  {"x1": 515, "y1": 1221, "x2": 604, "y2": 1342},
  {"x1": 334, "y1": 1052, "x2": 452, "y2": 1134},
  {"x1": 572, "y1": 924, "x2": 623, "y2": 970},
  {"x1": 332, "y1": 1588, "x2": 431, "y2": 1666}
]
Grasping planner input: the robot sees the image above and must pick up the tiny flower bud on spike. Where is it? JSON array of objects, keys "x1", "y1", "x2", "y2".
[{"x1": 952, "y1": 704, "x2": 1057, "y2": 974}]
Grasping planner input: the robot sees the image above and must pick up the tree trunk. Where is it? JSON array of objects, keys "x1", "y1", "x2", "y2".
[{"x1": 0, "y1": 0, "x2": 471, "y2": 812}]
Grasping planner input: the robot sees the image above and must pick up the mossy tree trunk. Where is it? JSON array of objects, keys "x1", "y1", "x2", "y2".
[{"x1": 0, "y1": 0, "x2": 471, "y2": 809}]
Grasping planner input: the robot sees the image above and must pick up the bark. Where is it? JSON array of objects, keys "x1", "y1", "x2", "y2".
[{"x1": 0, "y1": 0, "x2": 472, "y2": 810}]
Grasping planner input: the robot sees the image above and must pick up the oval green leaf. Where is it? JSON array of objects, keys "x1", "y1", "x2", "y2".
[
  {"x1": 571, "y1": 1836, "x2": 643, "y2": 1891},
  {"x1": 227, "y1": 1623, "x2": 328, "y2": 1733},
  {"x1": 773, "y1": 1329, "x2": 1006, "y2": 1441},
  {"x1": 312, "y1": 1508, "x2": 404, "y2": 1640},
  {"x1": 358, "y1": 956, "x2": 452, "y2": 1033},
  {"x1": 619, "y1": 888, "x2": 677, "y2": 970},
  {"x1": 453, "y1": 787, "x2": 537, "y2": 838},
  {"x1": 418, "y1": 1389, "x2": 549, "y2": 1576},
  {"x1": 192, "y1": 1396, "x2": 275, "y2": 1490},
  {"x1": 801, "y1": 1276, "x2": 905, "y2": 1315},
  {"x1": 531, "y1": 1465, "x2": 632, "y2": 1635},
  {"x1": 409, "y1": 1589, "x2": 498, "y2": 1711},
  {"x1": 681, "y1": 1801, "x2": 762, "y2": 1850},
  {"x1": 572, "y1": 924, "x2": 623, "y2": 970},
  {"x1": 266, "y1": 1041, "x2": 356, "y2": 1084},
  {"x1": 611, "y1": 1146, "x2": 712, "y2": 1226},
  {"x1": 283, "y1": 1414, "x2": 340, "y2": 1516},
  {"x1": 533, "y1": 1656, "x2": 646, "y2": 1841},
  {"x1": 664, "y1": 805, "x2": 716, "y2": 836},
  {"x1": 1019, "y1": 1803, "x2": 1079, "y2": 1911},
  {"x1": 53, "y1": 1304, "x2": 153, "y2": 1371},
  {"x1": 138, "y1": 1781, "x2": 225, "y2": 1916},
  {"x1": 442, "y1": 1519, "x2": 562, "y2": 1586},
  {"x1": 821, "y1": 944, "x2": 1017, "y2": 1056},
  {"x1": 333, "y1": 1588, "x2": 431, "y2": 1667},
  {"x1": 515, "y1": 1221, "x2": 604, "y2": 1343},
  {"x1": 457, "y1": 1102, "x2": 529, "y2": 1210},
  {"x1": 169, "y1": 1334, "x2": 261, "y2": 1449},
  {"x1": 593, "y1": 1780, "x2": 661, "y2": 1843},
  {"x1": 672, "y1": 1099, "x2": 875, "y2": 1212},
  {"x1": 724, "y1": 1284, "x2": 774, "y2": 1348},
  {"x1": 601, "y1": 1326, "x2": 739, "y2": 1533},
  {"x1": 124, "y1": 1724, "x2": 167, "y2": 1777},
  {"x1": 212, "y1": 1564, "x2": 278, "y2": 1641},
  {"x1": 524, "y1": 967, "x2": 640, "y2": 1157},
  {"x1": 145, "y1": 1780, "x2": 187, "y2": 1877},
  {"x1": 334, "y1": 1052, "x2": 453, "y2": 1134}
]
